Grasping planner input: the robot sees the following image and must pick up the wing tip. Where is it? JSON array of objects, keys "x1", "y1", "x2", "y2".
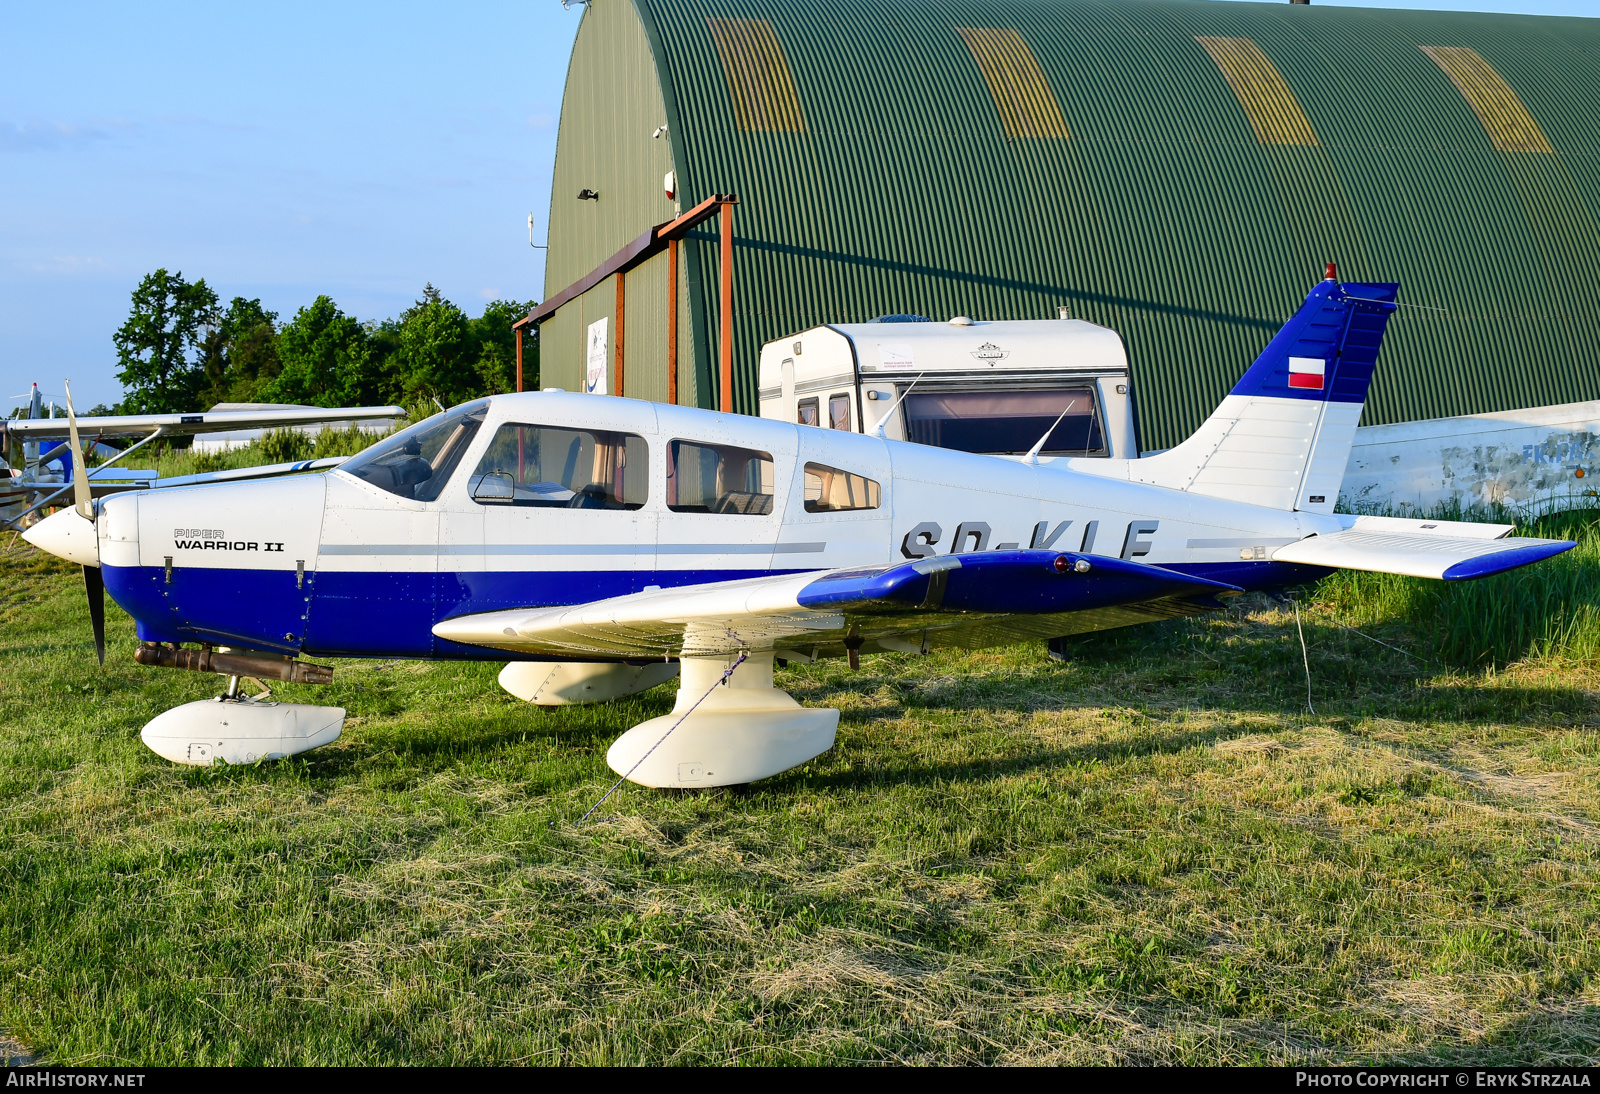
[{"x1": 1441, "y1": 539, "x2": 1576, "y2": 581}]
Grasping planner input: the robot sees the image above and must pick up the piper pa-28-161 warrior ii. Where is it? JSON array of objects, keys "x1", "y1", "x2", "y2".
[{"x1": 23, "y1": 269, "x2": 1577, "y2": 786}]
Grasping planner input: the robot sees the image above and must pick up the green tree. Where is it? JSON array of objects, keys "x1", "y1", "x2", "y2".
[
  {"x1": 113, "y1": 269, "x2": 219, "y2": 413},
  {"x1": 470, "y1": 298, "x2": 536, "y2": 395},
  {"x1": 268, "y1": 296, "x2": 376, "y2": 407},
  {"x1": 366, "y1": 319, "x2": 404, "y2": 404},
  {"x1": 395, "y1": 284, "x2": 477, "y2": 406},
  {"x1": 198, "y1": 297, "x2": 281, "y2": 406}
]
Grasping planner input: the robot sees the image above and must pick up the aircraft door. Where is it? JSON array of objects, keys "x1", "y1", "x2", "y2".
[
  {"x1": 778, "y1": 431, "x2": 891, "y2": 570},
  {"x1": 308, "y1": 400, "x2": 487, "y2": 657},
  {"x1": 466, "y1": 422, "x2": 657, "y2": 611}
]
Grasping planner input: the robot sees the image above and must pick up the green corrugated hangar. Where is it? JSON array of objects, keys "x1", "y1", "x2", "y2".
[{"x1": 532, "y1": 0, "x2": 1600, "y2": 451}]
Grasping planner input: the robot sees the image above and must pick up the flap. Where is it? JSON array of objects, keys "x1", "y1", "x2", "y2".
[{"x1": 432, "y1": 549, "x2": 1241, "y2": 659}]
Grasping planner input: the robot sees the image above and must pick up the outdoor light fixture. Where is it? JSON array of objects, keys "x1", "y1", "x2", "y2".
[{"x1": 577, "y1": 189, "x2": 600, "y2": 201}]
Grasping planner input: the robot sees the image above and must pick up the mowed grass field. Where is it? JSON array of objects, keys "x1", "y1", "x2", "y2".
[{"x1": 4, "y1": 516, "x2": 1600, "y2": 1064}]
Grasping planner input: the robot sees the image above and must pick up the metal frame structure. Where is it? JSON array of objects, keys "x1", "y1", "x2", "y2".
[{"x1": 514, "y1": 194, "x2": 739, "y2": 410}]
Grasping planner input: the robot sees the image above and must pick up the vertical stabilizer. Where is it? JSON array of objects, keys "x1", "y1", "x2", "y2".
[{"x1": 1129, "y1": 272, "x2": 1398, "y2": 513}]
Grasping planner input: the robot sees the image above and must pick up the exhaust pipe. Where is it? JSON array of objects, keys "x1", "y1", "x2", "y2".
[{"x1": 135, "y1": 644, "x2": 334, "y2": 685}]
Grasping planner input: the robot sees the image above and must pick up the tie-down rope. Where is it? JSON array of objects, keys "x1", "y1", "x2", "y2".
[{"x1": 578, "y1": 650, "x2": 749, "y2": 824}]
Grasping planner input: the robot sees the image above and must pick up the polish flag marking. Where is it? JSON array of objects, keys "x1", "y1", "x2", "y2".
[{"x1": 1287, "y1": 356, "x2": 1326, "y2": 390}]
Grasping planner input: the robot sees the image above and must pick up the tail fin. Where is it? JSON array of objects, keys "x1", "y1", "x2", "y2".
[{"x1": 1130, "y1": 272, "x2": 1398, "y2": 513}]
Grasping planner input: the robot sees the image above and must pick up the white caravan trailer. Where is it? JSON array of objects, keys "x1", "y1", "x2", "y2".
[{"x1": 757, "y1": 316, "x2": 1139, "y2": 461}]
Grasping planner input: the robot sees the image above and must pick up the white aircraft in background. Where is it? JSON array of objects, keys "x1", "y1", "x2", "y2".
[
  {"x1": 2, "y1": 385, "x2": 405, "y2": 528},
  {"x1": 22, "y1": 272, "x2": 1575, "y2": 787}
]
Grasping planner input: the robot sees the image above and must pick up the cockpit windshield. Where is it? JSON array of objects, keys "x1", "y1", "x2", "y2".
[{"x1": 338, "y1": 400, "x2": 488, "y2": 501}]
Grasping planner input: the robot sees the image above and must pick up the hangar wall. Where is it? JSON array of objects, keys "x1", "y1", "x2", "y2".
[
  {"x1": 543, "y1": 0, "x2": 703, "y2": 407},
  {"x1": 542, "y1": 0, "x2": 1600, "y2": 450}
]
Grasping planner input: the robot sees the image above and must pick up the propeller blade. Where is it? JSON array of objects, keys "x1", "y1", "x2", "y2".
[
  {"x1": 63, "y1": 380, "x2": 93, "y2": 521},
  {"x1": 82, "y1": 564, "x2": 106, "y2": 665}
]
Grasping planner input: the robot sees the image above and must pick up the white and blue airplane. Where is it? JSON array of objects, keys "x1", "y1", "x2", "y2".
[{"x1": 23, "y1": 272, "x2": 1575, "y2": 786}]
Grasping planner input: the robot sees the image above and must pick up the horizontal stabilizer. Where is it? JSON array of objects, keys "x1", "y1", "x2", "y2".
[
  {"x1": 1272, "y1": 530, "x2": 1573, "y2": 580},
  {"x1": 433, "y1": 550, "x2": 1241, "y2": 660}
]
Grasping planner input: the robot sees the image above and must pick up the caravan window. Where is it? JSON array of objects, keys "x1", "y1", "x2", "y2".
[
  {"x1": 828, "y1": 394, "x2": 851, "y2": 431},
  {"x1": 667, "y1": 440, "x2": 774, "y2": 515},
  {"x1": 803, "y1": 463, "x2": 881, "y2": 513},
  {"x1": 797, "y1": 398, "x2": 820, "y2": 427},
  {"x1": 903, "y1": 388, "x2": 1104, "y2": 456},
  {"x1": 469, "y1": 425, "x2": 648, "y2": 509}
]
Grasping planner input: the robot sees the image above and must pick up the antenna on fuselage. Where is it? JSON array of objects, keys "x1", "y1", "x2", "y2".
[
  {"x1": 869, "y1": 373, "x2": 925, "y2": 440},
  {"x1": 1021, "y1": 399, "x2": 1080, "y2": 466}
]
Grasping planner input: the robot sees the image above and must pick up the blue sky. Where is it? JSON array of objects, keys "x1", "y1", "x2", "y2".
[{"x1": 2, "y1": 0, "x2": 1590, "y2": 410}]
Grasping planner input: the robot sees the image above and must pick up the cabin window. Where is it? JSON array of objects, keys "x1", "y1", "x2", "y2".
[
  {"x1": 797, "y1": 398, "x2": 820, "y2": 427},
  {"x1": 468, "y1": 424, "x2": 648, "y2": 509},
  {"x1": 828, "y1": 393, "x2": 852, "y2": 432},
  {"x1": 340, "y1": 400, "x2": 488, "y2": 502},
  {"x1": 803, "y1": 463, "x2": 881, "y2": 513},
  {"x1": 903, "y1": 388, "x2": 1104, "y2": 456},
  {"x1": 667, "y1": 440, "x2": 774, "y2": 515}
]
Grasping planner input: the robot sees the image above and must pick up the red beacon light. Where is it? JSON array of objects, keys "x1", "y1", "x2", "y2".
[{"x1": 1325, "y1": 262, "x2": 1338, "y2": 281}]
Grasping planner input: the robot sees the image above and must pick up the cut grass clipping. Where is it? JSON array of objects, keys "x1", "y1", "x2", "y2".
[{"x1": 2, "y1": 505, "x2": 1600, "y2": 1063}]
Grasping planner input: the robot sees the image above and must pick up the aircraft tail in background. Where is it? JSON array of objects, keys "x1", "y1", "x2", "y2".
[{"x1": 1128, "y1": 268, "x2": 1399, "y2": 514}]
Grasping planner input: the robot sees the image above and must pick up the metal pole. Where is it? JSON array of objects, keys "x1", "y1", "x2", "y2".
[
  {"x1": 515, "y1": 326, "x2": 524, "y2": 393},
  {"x1": 719, "y1": 201, "x2": 734, "y2": 413},
  {"x1": 614, "y1": 271, "x2": 626, "y2": 399},
  {"x1": 667, "y1": 237, "x2": 679, "y2": 406}
]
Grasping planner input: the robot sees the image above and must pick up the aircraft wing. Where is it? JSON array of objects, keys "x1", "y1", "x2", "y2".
[
  {"x1": 433, "y1": 549, "x2": 1242, "y2": 660},
  {"x1": 18, "y1": 459, "x2": 348, "y2": 505},
  {"x1": 1272, "y1": 530, "x2": 1573, "y2": 580},
  {"x1": 2, "y1": 405, "x2": 405, "y2": 440},
  {"x1": 148, "y1": 457, "x2": 349, "y2": 490}
]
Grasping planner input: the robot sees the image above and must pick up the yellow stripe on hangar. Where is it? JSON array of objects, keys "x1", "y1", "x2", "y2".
[
  {"x1": 707, "y1": 17, "x2": 807, "y2": 133},
  {"x1": 1195, "y1": 36, "x2": 1319, "y2": 147},
  {"x1": 957, "y1": 27, "x2": 1071, "y2": 140},
  {"x1": 1420, "y1": 45, "x2": 1553, "y2": 154}
]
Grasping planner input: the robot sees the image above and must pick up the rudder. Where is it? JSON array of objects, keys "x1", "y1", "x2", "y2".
[{"x1": 1129, "y1": 270, "x2": 1398, "y2": 513}]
